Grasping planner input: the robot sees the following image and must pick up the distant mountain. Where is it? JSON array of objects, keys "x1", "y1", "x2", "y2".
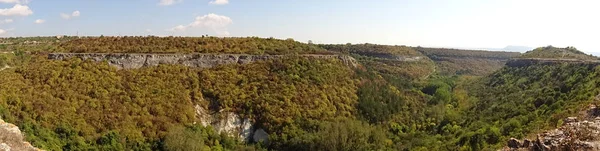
[{"x1": 458, "y1": 45, "x2": 532, "y2": 52}]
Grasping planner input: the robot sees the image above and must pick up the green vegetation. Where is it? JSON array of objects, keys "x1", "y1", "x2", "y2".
[
  {"x1": 321, "y1": 43, "x2": 423, "y2": 57},
  {"x1": 0, "y1": 36, "x2": 78, "y2": 53},
  {"x1": 321, "y1": 44, "x2": 435, "y2": 79},
  {"x1": 454, "y1": 63, "x2": 600, "y2": 150},
  {"x1": 520, "y1": 46, "x2": 598, "y2": 60},
  {"x1": 0, "y1": 38, "x2": 597, "y2": 151},
  {"x1": 416, "y1": 47, "x2": 520, "y2": 76},
  {"x1": 0, "y1": 50, "x2": 30, "y2": 68},
  {"x1": 56, "y1": 36, "x2": 328, "y2": 54},
  {"x1": 0, "y1": 56, "x2": 360, "y2": 150},
  {"x1": 416, "y1": 47, "x2": 520, "y2": 59}
]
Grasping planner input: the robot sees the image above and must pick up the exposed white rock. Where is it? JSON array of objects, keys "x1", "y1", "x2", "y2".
[
  {"x1": 0, "y1": 143, "x2": 10, "y2": 151},
  {"x1": 194, "y1": 105, "x2": 212, "y2": 127},
  {"x1": 504, "y1": 104, "x2": 600, "y2": 150},
  {"x1": 194, "y1": 105, "x2": 255, "y2": 142},
  {"x1": 48, "y1": 53, "x2": 359, "y2": 69},
  {"x1": 0, "y1": 119, "x2": 42, "y2": 151}
]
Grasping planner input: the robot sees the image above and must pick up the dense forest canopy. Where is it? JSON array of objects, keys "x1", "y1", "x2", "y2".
[
  {"x1": 55, "y1": 36, "x2": 329, "y2": 54},
  {"x1": 0, "y1": 56, "x2": 366, "y2": 150},
  {"x1": 1, "y1": 36, "x2": 595, "y2": 150}
]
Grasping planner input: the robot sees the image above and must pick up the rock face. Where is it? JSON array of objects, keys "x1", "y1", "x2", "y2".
[
  {"x1": 48, "y1": 53, "x2": 359, "y2": 69},
  {"x1": 0, "y1": 119, "x2": 41, "y2": 151},
  {"x1": 195, "y1": 105, "x2": 261, "y2": 142},
  {"x1": 503, "y1": 105, "x2": 600, "y2": 151}
]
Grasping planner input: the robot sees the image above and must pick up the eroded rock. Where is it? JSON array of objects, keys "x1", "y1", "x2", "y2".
[
  {"x1": 0, "y1": 119, "x2": 42, "y2": 151},
  {"x1": 504, "y1": 104, "x2": 600, "y2": 150},
  {"x1": 194, "y1": 105, "x2": 256, "y2": 142},
  {"x1": 48, "y1": 53, "x2": 359, "y2": 69},
  {"x1": 253, "y1": 129, "x2": 269, "y2": 143}
]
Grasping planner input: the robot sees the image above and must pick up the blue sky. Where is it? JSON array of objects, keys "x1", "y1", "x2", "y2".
[{"x1": 1, "y1": 0, "x2": 600, "y2": 53}]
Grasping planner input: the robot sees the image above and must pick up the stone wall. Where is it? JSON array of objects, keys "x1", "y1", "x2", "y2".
[{"x1": 48, "y1": 53, "x2": 358, "y2": 69}]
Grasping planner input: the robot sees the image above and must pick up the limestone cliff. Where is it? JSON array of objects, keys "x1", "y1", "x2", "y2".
[
  {"x1": 194, "y1": 105, "x2": 266, "y2": 143},
  {"x1": 0, "y1": 119, "x2": 42, "y2": 151},
  {"x1": 48, "y1": 53, "x2": 358, "y2": 69}
]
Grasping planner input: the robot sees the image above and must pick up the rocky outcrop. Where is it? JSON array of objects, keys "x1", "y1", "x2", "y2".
[
  {"x1": 195, "y1": 105, "x2": 261, "y2": 142},
  {"x1": 506, "y1": 58, "x2": 600, "y2": 67},
  {"x1": 48, "y1": 53, "x2": 359, "y2": 69},
  {"x1": 0, "y1": 119, "x2": 42, "y2": 151},
  {"x1": 0, "y1": 65, "x2": 8, "y2": 71},
  {"x1": 503, "y1": 105, "x2": 600, "y2": 151}
]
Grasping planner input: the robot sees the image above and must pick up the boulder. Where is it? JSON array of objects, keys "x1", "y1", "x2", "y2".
[
  {"x1": 565, "y1": 117, "x2": 578, "y2": 123},
  {"x1": 253, "y1": 129, "x2": 269, "y2": 143},
  {"x1": 507, "y1": 138, "x2": 521, "y2": 148}
]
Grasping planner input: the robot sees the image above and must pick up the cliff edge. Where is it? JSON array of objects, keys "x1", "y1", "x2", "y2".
[{"x1": 48, "y1": 53, "x2": 359, "y2": 69}]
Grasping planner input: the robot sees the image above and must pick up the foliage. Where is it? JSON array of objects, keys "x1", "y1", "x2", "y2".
[
  {"x1": 416, "y1": 47, "x2": 520, "y2": 76},
  {"x1": 320, "y1": 44, "x2": 436, "y2": 79},
  {"x1": 56, "y1": 36, "x2": 329, "y2": 54},
  {"x1": 0, "y1": 55, "x2": 358, "y2": 150},
  {"x1": 163, "y1": 124, "x2": 244, "y2": 151},
  {"x1": 271, "y1": 118, "x2": 390, "y2": 151},
  {"x1": 416, "y1": 47, "x2": 520, "y2": 59},
  {"x1": 520, "y1": 46, "x2": 598, "y2": 60},
  {"x1": 320, "y1": 43, "x2": 423, "y2": 57},
  {"x1": 454, "y1": 63, "x2": 600, "y2": 150}
]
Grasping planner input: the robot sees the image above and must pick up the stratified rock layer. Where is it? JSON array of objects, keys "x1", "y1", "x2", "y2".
[{"x1": 48, "y1": 53, "x2": 358, "y2": 69}]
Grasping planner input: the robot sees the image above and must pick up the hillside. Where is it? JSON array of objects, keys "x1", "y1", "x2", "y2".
[
  {"x1": 320, "y1": 44, "x2": 435, "y2": 79},
  {"x1": 2, "y1": 37, "x2": 598, "y2": 151},
  {"x1": 520, "y1": 46, "x2": 598, "y2": 60},
  {"x1": 55, "y1": 36, "x2": 329, "y2": 55},
  {"x1": 416, "y1": 47, "x2": 520, "y2": 76},
  {"x1": 458, "y1": 61, "x2": 600, "y2": 149},
  {"x1": 0, "y1": 56, "x2": 363, "y2": 150}
]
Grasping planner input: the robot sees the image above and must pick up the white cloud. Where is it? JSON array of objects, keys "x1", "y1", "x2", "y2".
[
  {"x1": 209, "y1": 0, "x2": 228, "y2": 5},
  {"x1": 0, "y1": 29, "x2": 6, "y2": 35},
  {"x1": 0, "y1": 0, "x2": 28, "y2": 4},
  {"x1": 0, "y1": 4, "x2": 32, "y2": 16},
  {"x1": 34, "y1": 19, "x2": 44, "y2": 24},
  {"x1": 158, "y1": 0, "x2": 181, "y2": 6},
  {"x1": 168, "y1": 13, "x2": 232, "y2": 36},
  {"x1": 72, "y1": 11, "x2": 80, "y2": 17},
  {"x1": 146, "y1": 29, "x2": 152, "y2": 32},
  {"x1": 61, "y1": 10, "x2": 80, "y2": 19},
  {"x1": 0, "y1": 19, "x2": 13, "y2": 24},
  {"x1": 60, "y1": 13, "x2": 70, "y2": 19},
  {"x1": 0, "y1": 0, "x2": 18, "y2": 3}
]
